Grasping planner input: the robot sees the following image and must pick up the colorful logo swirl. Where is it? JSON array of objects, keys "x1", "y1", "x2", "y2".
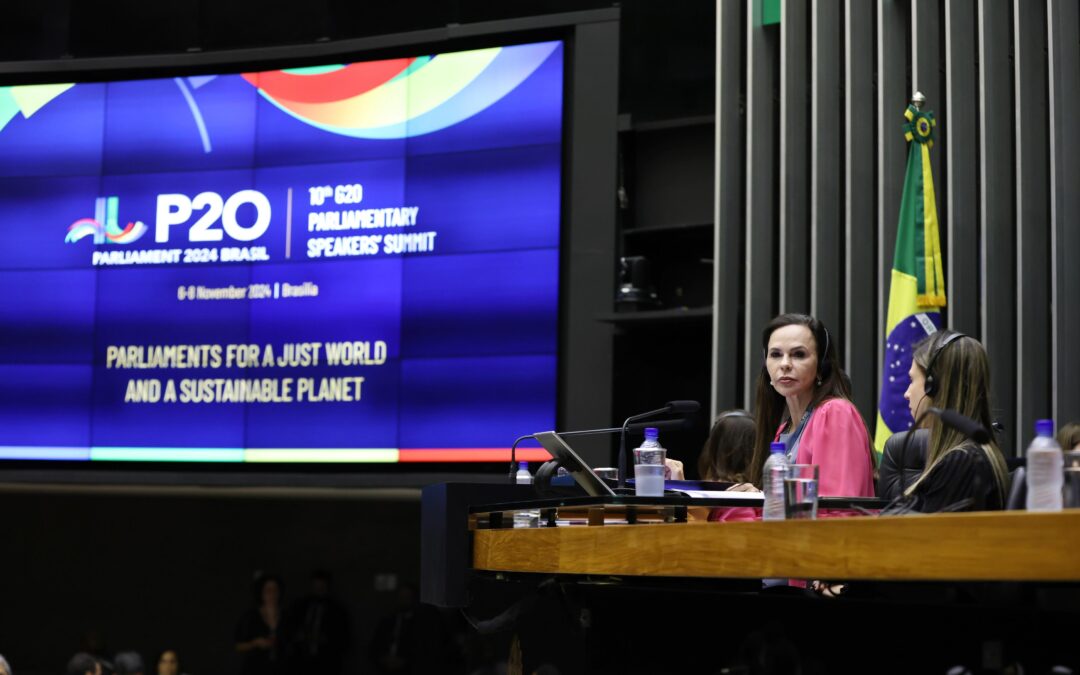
[
  {"x1": 241, "y1": 41, "x2": 560, "y2": 139},
  {"x1": 66, "y1": 196, "x2": 148, "y2": 245},
  {"x1": 2, "y1": 42, "x2": 560, "y2": 146}
]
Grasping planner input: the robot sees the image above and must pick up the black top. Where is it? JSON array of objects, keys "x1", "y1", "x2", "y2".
[
  {"x1": 877, "y1": 429, "x2": 929, "y2": 500},
  {"x1": 901, "y1": 443, "x2": 1005, "y2": 513},
  {"x1": 235, "y1": 608, "x2": 285, "y2": 675}
]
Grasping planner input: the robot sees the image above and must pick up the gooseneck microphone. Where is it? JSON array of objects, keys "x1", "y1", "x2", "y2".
[
  {"x1": 928, "y1": 407, "x2": 992, "y2": 444},
  {"x1": 618, "y1": 400, "x2": 700, "y2": 490},
  {"x1": 508, "y1": 434, "x2": 537, "y2": 482},
  {"x1": 897, "y1": 406, "x2": 993, "y2": 495}
]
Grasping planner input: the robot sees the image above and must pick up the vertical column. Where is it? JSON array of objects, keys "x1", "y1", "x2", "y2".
[
  {"x1": 944, "y1": 0, "x2": 979, "y2": 336},
  {"x1": 563, "y1": 19, "x2": 620, "y2": 466},
  {"x1": 911, "y1": 0, "x2": 947, "y2": 251},
  {"x1": 1013, "y1": 0, "x2": 1051, "y2": 452},
  {"x1": 845, "y1": 0, "x2": 877, "y2": 419},
  {"x1": 713, "y1": 0, "x2": 746, "y2": 416},
  {"x1": 877, "y1": 0, "x2": 909, "y2": 392},
  {"x1": 811, "y1": 0, "x2": 843, "y2": 333},
  {"x1": 779, "y1": 0, "x2": 809, "y2": 313},
  {"x1": 1048, "y1": 0, "x2": 1080, "y2": 427},
  {"x1": 742, "y1": 0, "x2": 779, "y2": 405},
  {"x1": 977, "y1": 0, "x2": 1017, "y2": 456}
]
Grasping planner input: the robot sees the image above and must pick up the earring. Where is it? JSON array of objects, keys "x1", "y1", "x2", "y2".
[{"x1": 816, "y1": 378, "x2": 822, "y2": 386}]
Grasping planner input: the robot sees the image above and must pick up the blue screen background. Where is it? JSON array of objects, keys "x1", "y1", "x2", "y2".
[{"x1": 0, "y1": 41, "x2": 562, "y2": 461}]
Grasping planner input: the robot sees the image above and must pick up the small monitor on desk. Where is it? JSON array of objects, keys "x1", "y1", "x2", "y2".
[{"x1": 533, "y1": 431, "x2": 618, "y2": 497}]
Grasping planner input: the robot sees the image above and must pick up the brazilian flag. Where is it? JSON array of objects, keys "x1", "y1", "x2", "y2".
[{"x1": 875, "y1": 101, "x2": 946, "y2": 456}]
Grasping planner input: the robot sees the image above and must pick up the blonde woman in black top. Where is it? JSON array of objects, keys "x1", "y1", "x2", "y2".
[{"x1": 900, "y1": 330, "x2": 1009, "y2": 512}]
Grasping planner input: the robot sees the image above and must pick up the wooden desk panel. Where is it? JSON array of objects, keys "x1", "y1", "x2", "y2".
[{"x1": 473, "y1": 510, "x2": 1080, "y2": 581}]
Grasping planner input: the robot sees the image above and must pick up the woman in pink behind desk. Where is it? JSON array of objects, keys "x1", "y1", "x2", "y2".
[{"x1": 714, "y1": 314, "x2": 876, "y2": 521}]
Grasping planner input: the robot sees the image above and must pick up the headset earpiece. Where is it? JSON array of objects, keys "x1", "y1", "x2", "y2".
[
  {"x1": 714, "y1": 410, "x2": 753, "y2": 430},
  {"x1": 818, "y1": 324, "x2": 832, "y2": 381},
  {"x1": 923, "y1": 373, "x2": 936, "y2": 397},
  {"x1": 717, "y1": 410, "x2": 753, "y2": 421}
]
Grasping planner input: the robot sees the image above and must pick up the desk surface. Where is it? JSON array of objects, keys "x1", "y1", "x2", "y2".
[{"x1": 472, "y1": 510, "x2": 1080, "y2": 582}]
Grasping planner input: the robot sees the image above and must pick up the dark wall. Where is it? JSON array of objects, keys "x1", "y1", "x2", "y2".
[{"x1": 0, "y1": 489, "x2": 421, "y2": 674}]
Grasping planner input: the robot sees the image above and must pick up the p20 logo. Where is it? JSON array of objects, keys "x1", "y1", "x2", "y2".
[{"x1": 155, "y1": 190, "x2": 272, "y2": 243}]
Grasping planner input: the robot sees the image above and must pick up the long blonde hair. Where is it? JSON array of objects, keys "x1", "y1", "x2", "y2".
[{"x1": 904, "y1": 331, "x2": 1009, "y2": 504}]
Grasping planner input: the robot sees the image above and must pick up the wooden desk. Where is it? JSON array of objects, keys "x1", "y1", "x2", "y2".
[{"x1": 473, "y1": 510, "x2": 1080, "y2": 582}]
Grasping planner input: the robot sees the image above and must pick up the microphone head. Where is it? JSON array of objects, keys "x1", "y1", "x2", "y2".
[
  {"x1": 665, "y1": 400, "x2": 700, "y2": 414},
  {"x1": 930, "y1": 407, "x2": 992, "y2": 444},
  {"x1": 627, "y1": 417, "x2": 694, "y2": 433}
]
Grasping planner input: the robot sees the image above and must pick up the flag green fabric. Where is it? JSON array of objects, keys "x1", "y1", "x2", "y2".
[{"x1": 875, "y1": 102, "x2": 946, "y2": 455}]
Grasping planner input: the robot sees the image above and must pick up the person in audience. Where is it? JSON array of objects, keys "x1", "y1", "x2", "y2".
[
  {"x1": 369, "y1": 583, "x2": 447, "y2": 674},
  {"x1": 897, "y1": 330, "x2": 1009, "y2": 512},
  {"x1": 67, "y1": 653, "x2": 102, "y2": 675},
  {"x1": 155, "y1": 650, "x2": 184, "y2": 675},
  {"x1": 0, "y1": 653, "x2": 11, "y2": 675},
  {"x1": 113, "y1": 652, "x2": 144, "y2": 675},
  {"x1": 740, "y1": 313, "x2": 875, "y2": 497},
  {"x1": 698, "y1": 409, "x2": 755, "y2": 482},
  {"x1": 283, "y1": 570, "x2": 350, "y2": 674},
  {"x1": 235, "y1": 573, "x2": 286, "y2": 674},
  {"x1": 1058, "y1": 422, "x2": 1080, "y2": 451}
]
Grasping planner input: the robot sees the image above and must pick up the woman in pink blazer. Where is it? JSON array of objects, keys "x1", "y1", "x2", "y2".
[{"x1": 745, "y1": 313, "x2": 875, "y2": 497}]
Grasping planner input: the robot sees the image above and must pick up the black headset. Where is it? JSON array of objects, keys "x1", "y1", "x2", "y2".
[
  {"x1": 714, "y1": 409, "x2": 752, "y2": 425},
  {"x1": 923, "y1": 330, "x2": 967, "y2": 397},
  {"x1": 817, "y1": 323, "x2": 832, "y2": 381}
]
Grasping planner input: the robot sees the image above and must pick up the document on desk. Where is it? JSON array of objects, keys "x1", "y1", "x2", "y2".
[
  {"x1": 663, "y1": 481, "x2": 764, "y2": 502},
  {"x1": 671, "y1": 489, "x2": 764, "y2": 501}
]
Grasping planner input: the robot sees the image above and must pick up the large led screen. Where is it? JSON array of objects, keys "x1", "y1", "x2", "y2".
[{"x1": 0, "y1": 41, "x2": 563, "y2": 464}]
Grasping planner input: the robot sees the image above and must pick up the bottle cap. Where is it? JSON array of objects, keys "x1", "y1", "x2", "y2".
[
  {"x1": 518, "y1": 461, "x2": 529, "y2": 470},
  {"x1": 1035, "y1": 419, "x2": 1054, "y2": 437},
  {"x1": 770, "y1": 441, "x2": 786, "y2": 454},
  {"x1": 644, "y1": 427, "x2": 658, "y2": 438}
]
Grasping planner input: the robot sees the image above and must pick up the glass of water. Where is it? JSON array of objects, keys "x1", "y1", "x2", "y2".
[
  {"x1": 633, "y1": 447, "x2": 666, "y2": 497},
  {"x1": 784, "y1": 464, "x2": 819, "y2": 519}
]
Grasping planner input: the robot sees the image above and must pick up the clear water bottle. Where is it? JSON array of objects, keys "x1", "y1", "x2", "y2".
[
  {"x1": 1026, "y1": 419, "x2": 1063, "y2": 512},
  {"x1": 515, "y1": 461, "x2": 533, "y2": 485},
  {"x1": 633, "y1": 427, "x2": 666, "y2": 497},
  {"x1": 762, "y1": 441, "x2": 788, "y2": 521},
  {"x1": 640, "y1": 427, "x2": 662, "y2": 450},
  {"x1": 514, "y1": 462, "x2": 538, "y2": 528}
]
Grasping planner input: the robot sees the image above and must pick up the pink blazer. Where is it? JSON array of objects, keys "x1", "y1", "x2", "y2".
[
  {"x1": 783, "y1": 397, "x2": 875, "y2": 497},
  {"x1": 708, "y1": 398, "x2": 875, "y2": 522}
]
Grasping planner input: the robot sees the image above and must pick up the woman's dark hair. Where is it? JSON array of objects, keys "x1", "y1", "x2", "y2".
[
  {"x1": 113, "y1": 652, "x2": 143, "y2": 675},
  {"x1": 251, "y1": 573, "x2": 284, "y2": 606},
  {"x1": 748, "y1": 313, "x2": 856, "y2": 486},
  {"x1": 698, "y1": 410, "x2": 755, "y2": 482},
  {"x1": 66, "y1": 653, "x2": 99, "y2": 675}
]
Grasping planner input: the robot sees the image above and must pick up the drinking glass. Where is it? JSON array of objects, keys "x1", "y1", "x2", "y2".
[{"x1": 784, "y1": 464, "x2": 819, "y2": 519}]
